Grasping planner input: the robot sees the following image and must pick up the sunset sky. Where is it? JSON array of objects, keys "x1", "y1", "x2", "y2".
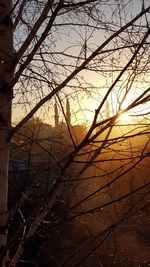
[{"x1": 12, "y1": 0, "x2": 150, "y2": 127}]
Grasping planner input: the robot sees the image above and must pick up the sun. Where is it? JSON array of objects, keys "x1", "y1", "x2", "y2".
[{"x1": 117, "y1": 111, "x2": 130, "y2": 122}]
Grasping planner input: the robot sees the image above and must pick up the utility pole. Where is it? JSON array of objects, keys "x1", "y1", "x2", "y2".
[{"x1": 0, "y1": 0, "x2": 14, "y2": 248}]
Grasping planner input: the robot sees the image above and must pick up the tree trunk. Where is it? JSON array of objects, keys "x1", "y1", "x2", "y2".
[{"x1": 0, "y1": 0, "x2": 13, "y2": 248}]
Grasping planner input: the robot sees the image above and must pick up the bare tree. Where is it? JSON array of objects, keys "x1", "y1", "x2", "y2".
[
  {"x1": 0, "y1": 0, "x2": 14, "y2": 250},
  {"x1": 0, "y1": 0, "x2": 150, "y2": 266}
]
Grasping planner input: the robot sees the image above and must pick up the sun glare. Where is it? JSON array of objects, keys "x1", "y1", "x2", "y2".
[{"x1": 117, "y1": 112, "x2": 130, "y2": 122}]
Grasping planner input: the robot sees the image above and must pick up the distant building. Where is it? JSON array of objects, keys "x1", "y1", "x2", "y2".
[
  {"x1": 54, "y1": 101, "x2": 59, "y2": 128},
  {"x1": 54, "y1": 97, "x2": 71, "y2": 128},
  {"x1": 9, "y1": 158, "x2": 27, "y2": 172},
  {"x1": 105, "y1": 100, "x2": 110, "y2": 119},
  {"x1": 66, "y1": 97, "x2": 71, "y2": 125},
  {"x1": 10, "y1": 97, "x2": 87, "y2": 170}
]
